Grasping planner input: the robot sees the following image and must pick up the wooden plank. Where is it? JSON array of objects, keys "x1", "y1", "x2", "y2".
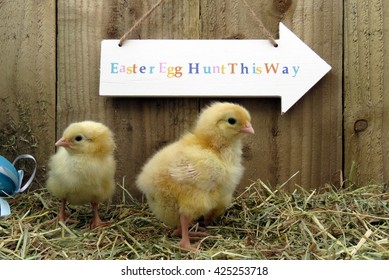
[
  {"x1": 200, "y1": 0, "x2": 343, "y2": 191},
  {"x1": 275, "y1": 0, "x2": 343, "y2": 190},
  {"x1": 0, "y1": 0, "x2": 56, "y2": 185},
  {"x1": 344, "y1": 0, "x2": 388, "y2": 185},
  {"x1": 199, "y1": 0, "x2": 282, "y2": 39},
  {"x1": 384, "y1": 0, "x2": 389, "y2": 185},
  {"x1": 57, "y1": 0, "x2": 201, "y2": 198}
]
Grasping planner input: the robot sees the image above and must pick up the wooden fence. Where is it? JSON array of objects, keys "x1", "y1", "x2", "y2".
[{"x1": 0, "y1": 0, "x2": 387, "y2": 199}]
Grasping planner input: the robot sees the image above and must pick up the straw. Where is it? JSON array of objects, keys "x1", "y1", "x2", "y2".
[{"x1": 0, "y1": 180, "x2": 387, "y2": 260}]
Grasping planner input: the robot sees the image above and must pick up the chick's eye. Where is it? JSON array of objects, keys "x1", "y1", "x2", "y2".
[
  {"x1": 75, "y1": 135, "x2": 83, "y2": 142},
  {"x1": 227, "y1": 118, "x2": 237, "y2": 125}
]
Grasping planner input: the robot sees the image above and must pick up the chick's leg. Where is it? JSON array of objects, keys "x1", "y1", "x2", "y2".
[
  {"x1": 50, "y1": 199, "x2": 76, "y2": 225},
  {"x1": 90, "y1": 202, "x2": 110, "y2": 229},
  {"x1": 177, "y1": 214, "x2": 202, "y2": 251},
  {"x1": 58, "y1": 198, "x2": 69, "y2": 222}
]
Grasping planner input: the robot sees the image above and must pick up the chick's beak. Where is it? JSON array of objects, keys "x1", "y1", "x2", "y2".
[
  {"x1": 55, "y1": 138, "x2": 71, "y2": 148},
  {"x1": 240, "y1": 123, "x2": 255, "y2": 134}
]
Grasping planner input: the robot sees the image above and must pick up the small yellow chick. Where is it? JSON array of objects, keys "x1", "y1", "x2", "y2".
[
  {"x1": 136, "y1": 102, "x2": 254, "y2": 250},
  {"x1": 46, "y1": 121, "x2": 116, "y2": 229}
]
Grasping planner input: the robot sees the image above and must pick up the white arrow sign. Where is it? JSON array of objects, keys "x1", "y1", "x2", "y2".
[{"x1": 99, "y1": 23, "x2": 331, "y2": 113}]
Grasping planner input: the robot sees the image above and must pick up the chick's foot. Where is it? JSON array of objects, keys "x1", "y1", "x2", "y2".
[
  {"x1": 177, "y1": 239, "x2": 200, "y2": 251},
  {"x1": 90, "y1": 202, "x2": 112, "y2": 229}
]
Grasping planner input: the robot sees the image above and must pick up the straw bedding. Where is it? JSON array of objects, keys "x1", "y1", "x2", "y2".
[{"x1": 0, "y1": 178, "x2": 388, "y2": 260}]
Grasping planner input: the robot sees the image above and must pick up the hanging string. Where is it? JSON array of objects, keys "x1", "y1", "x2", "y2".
[
  {"x1": 240, "y1": 0, "x2": 279, "y2": 47},
  {"x1": 118, "y1": 0, "x2": 167, "y2": 47},
  {"x1": 118, "y1": 0, "x2": 278, "y2": 47}
]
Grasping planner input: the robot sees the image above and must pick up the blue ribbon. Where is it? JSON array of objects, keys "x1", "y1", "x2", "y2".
[{"x1": 0, "y1": 154, "x2": 37, "y2": 217}]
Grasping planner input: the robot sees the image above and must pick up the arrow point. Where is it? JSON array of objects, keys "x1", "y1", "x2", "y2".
[{"x1": 278, "y1": 22, "x2": 332, "y2": 114}]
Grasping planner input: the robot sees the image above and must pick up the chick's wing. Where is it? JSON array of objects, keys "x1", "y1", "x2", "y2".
[{"x1": 167, "y1": 148, "x2": 226, "y2": 192}]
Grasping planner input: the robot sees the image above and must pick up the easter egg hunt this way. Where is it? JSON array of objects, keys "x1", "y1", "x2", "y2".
[{"x1": 109, "y1": 62, "x2": 301, "y2": 78}]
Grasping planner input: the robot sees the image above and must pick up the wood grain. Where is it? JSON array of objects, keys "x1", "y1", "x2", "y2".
[
  {"x1": 0, "y1": 0, "x2": 56, "y2": 183},
  {"x1": 344, "y1": 0, "x2": 388, "y2": 185}
]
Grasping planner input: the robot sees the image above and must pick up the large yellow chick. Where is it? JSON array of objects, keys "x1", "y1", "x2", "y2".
[
  {"x1": 136, "y1": 102, "x2": 254, "y2": 250},
  {"x1": 46, "y1": 121, "x2": 116, "y2": 229}
]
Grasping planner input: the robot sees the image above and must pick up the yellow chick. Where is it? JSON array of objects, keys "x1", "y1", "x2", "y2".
[
  {"x1": 136, "y1": 102, "x2": 254, "y2": 250},
  {"x1": 46, "y1": 121, "x2": 116, "y2": 229}
]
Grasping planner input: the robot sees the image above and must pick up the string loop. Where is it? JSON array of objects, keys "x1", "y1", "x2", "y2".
[
  {"x1": 118, "y1": 0, "x2": 167, "y2": 47},
  {"x1": 240, "y1": 0, "x2": 278, "y2": 47},
  {"x1": 118, "y1": 0, "x2": 279, "y2": 47}
]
